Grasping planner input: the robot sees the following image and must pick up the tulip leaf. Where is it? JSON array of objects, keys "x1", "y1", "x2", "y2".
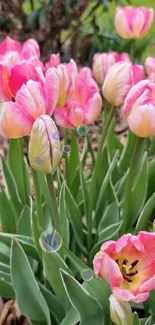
[
  {"x1": 11, "y1": 240, "x2": 51, "y2": 324},
  {"x1": 98, "y1": 201, "x2": 119, "y2": 233},
  {"x1": 60, "y1": 270, "x2": 105, "y2": 325},
  {"x1": 0, "y1": 155, "x2": 23, "y2": 217},
  {"x1": 60, "y1": 307, "x2": 79, "y2": 325},
  {"x1": 0, "y1": 279, "x2": 15, "y2": 298},
  {"x1": 119, "y1": 131, "x2": 137, "y2": 175},
  {"x1": 135, "y1": 193, "x2": 155, "y2": 233},
  {"x1": 8, "y1": 138, "x2": 30, "y2": 205},
  {"x1": 0, "y1": 188, "x2": 17, "y2": 233},
  {"x1": 38, "y1": 173, "x2": 53, "y2": 227},
  {"x1": 80, "y1": 164, "x2": 89, "y2": 221},
  {"x1": 133, "y1": 312, "x2": 141, "y2": 325},
  {"x1": 17, "y1": 206, "x2": 32, "y2": 236},
  {"x1": 65, "y1": 184, "x2": 86, "y2": 253},
  {"x1": 147, "y1": 157, "x2": 155, "y2": 199},
  {"x1": 59, "y1": 182, "x2": 70, "y2": 248},
  {"x1": 98, "y1": 221, "x2": 122, "y2": 242},
  {"x1": 39, "y1": 283, "x2": 65, "y2": 323}
]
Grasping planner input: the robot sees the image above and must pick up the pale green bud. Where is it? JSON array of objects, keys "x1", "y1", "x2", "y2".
[
  {"x1": 109, "y1": 294, "x2": 133, "y2": 325},
  {"x1": 29, "y1": 115, "x2": 61, "y2": 173}
]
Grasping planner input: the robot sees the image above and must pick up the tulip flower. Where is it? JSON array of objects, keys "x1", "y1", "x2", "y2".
[
  {"x1": 0, "y1": 37, "x2": 43, "y2": 101},
  {"x1": 102, "y1": 62, "x2": 144, "y2": 107},
  {"x1": 93, "y1": 51, "x2": 130, "y2": 87},
  {"x1": 123, "y1": 80, "x2": 155, "y2": 137},
  {"x1": 109, "y1": 294, "x2": 133, "y2": 325},
  {"x1": 115, "y1": 6, "x2": 154, "y2": 39},
  {"x1": 145, "y1": 57, "x2": 155, "y2": 76},
  {"x1": 29, "y1": 115, "x2": 61, "y2": 173},
  {"x1": 93, "y1": 232, "x2": 155, "y2": 302},
  {"x1": 56, "y1": 59, "x2": 78, "y2": 106},
  {"x1": 54, "y1": 68, "x2": 102, "y2": 128},
  {"x1": 0, "y1": 68, "x2": 59, "y2": 138}
]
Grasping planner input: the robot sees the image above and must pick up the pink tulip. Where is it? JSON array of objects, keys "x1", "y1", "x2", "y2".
[
  {"x1": 93, "y1": 51, "x2": 130, "y2": 87},
  {"x1": 145, "y1": 57, "x2": 155, "y2": 76},
  {"x1": 102, "y1": 62, "x2": 144, "y2": 107},
  {"x1": 0, "y1": 68, "x2": 59, "y2": 138},
  {"x1": 45, "y1": 53, "x2": 60, "y2": 70},
  {"x1": 123, "y1": 80, "x2": 155, "y2": 137},
  {"x1": 56, "y1": 59, "x2": 78, "y2": 106},
  {"x1": 93, "y1": 232, "x2": 155, "y2": 302},
  {"x1": 115, "y1": 6, "x2": 154, "y2": 39},
  {"x1": 54, "y1": 68, "x2": 102, "y2": 128},
  {"x1": 0, "y1": 37, "x2": 43, "y2": 101}
]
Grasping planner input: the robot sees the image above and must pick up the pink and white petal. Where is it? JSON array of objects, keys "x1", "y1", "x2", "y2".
[
  {"x1": 112, "y1": 287, "x2": 136, "y2": 301},
  {"x1": 21, "y1": 38, "x2": 40, "y2": 59},
  {"x1": 9, "y1": 62, "x2": 38, "y2": 97},
  {"x1": 127, "y1": 104, "x2": 155, "y2": 138},
  {"x1": 94, "y1": 252, "x2": 123, "y2": 287},
  {"x1": 132, "y1": 65, "x2": 144, "y2": 85},
  {"x1": 0, "y1": 102, "x2": 33, "y2": 138},
  {"x1": 140, "y1": 275, "x2": 155, "y2": 293},
  {"x1": 141, "y1": 8, "x2": 154, "y2": 37},
  {"x1": 101, "y1": 241, "x2": 117, "y2": 254},
  {"x1": 134, "y1": 292, "x2": 149, "y2": 303},
  {"x1": 0, "y1": 37, "x2": 21, "y2": 55},
  {"x1": 138, "y1": 231, "x2": 155, "y2": 260},
  {"x1": 85, "y1": 94, "x2": 102, "y2": 124},
  {"x1": 115, "y1": 9, "x2": 133, "y2": 39},
  {"x1": 44, "y1": 68, "x2": 59, "y2": 115},
  {"x1": 131, "y1": 10, "x2": 145, "y2": 37},
  {"x1": 16, "y1": 81, "x2": 46, "y2": 120}
]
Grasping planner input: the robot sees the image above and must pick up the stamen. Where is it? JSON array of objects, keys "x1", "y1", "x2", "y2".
[
  {"x1": 115, "y1": 259, "x2": 119, "y2": 264},
  {"x1": 123, "y1": 276, "x2": 132, "y2": 283},
  {"x1": 126, "y1": 270, "x2": 138, "y2": 277},
  {"x1": 122, "y1": 259, "x2": 128, "y2": 265},
  {"x1": 130, "y1": 260, "x2": 139, "y2": 269}
]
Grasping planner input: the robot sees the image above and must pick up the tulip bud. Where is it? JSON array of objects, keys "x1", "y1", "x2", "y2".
[
  {"x1": 102, "y1": 62, "x2": 133, "y2": 107},
  {"x1": 28, "y1": 115, "x2": 61, "y2": 173},
  {"x1": 109, "y1": 294, "x2": 133, "y2": 325}
]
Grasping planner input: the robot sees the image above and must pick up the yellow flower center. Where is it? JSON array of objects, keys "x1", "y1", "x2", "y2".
[{"x1": 116, "y1": 258, "x2": 139, "y2": 283}]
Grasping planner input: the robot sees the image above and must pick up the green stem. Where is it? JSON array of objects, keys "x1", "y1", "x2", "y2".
[
  {"x1": 121, "y1": 137, "x2": 144, "y2": 233},
  {"x1": 130, "y1": 39, "x2": 136, "y2": 62},
  {"x1": 64, "y1": 129, "x2": 69, "y2": 183},
  {"x1": 87, "y1": 106, "x2": 115, "y2": 251},
  {"x1": 31, "y1": 168, "x2": 44, "y2": 229},
  {"x1": 17, "y1": 139, "x2": 27, "y2": 204},
  {"x1": 46, "y1": 174, "x2": 60, "y2": 233}
]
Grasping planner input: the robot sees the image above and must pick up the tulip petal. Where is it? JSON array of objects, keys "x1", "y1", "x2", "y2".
[
  {"x1": 86, "y1": 94, "x2": 102, "y2": 124},
  {"x1": 113, "y1": 287, "x2": 149, "y2": 302},
  {"x1": 127, "y1": 104, "x2": 155, "y2": 137},
  {"x1": 140, "y1": 275, "x2": 155, "y2": 292},
  {"x1": 0, "y1": 36, "x2": 21, "y2": 55},
  {"x1": 44, "y1": 68, "x2": 59, "y2": 115},
  {"x1": 93, "y1": 252, "x2": 123, "y2": 287},
  {"x1": 141, "y1": 8, "x2": 154, "y2": 37},
  {"x1": 115, "y1": 9, "x2": 132, "y2": 39},
  {"x1": 0, "y1": 102, "x2": 33, "y2": 138},
  {"x1": 16, "y1": 80, "x2": 46, "y2": 120}
]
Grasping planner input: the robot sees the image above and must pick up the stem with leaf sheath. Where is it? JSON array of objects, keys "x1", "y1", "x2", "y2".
[
  {"x1": 31, "y1": 168, "x2": 44, "y2": 229},
  {"x1": 46, "y1": 173, "x2": 60, "y2": 233}
]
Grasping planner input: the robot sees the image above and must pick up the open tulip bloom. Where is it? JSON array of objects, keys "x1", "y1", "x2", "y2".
[{"x1": 1, "y1": 19, "x2": 155, "y2": 325}]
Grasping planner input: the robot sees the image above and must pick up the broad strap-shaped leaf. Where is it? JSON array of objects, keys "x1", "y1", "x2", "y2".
[
  {"x1": 135, "y1": 193, "x2": 155, "y2": 233},
  {"x1": 98, "y1": 221, "x2": 122, "y2": 242},
  {"x1": 60, "y1": 307, "x2": 79, "y2": 325},
  {"x1": 10, "y1": 240, "x2": 51, "y2": 325},
  {"x1": 0, "y1": 279, "x2": 15, "y2": 298},
  {"x1": 17, "y1": 206, "x2": 32, "y2": 236},
  {"x1": 98, "y1": 201, "x2": 119, "y2": 233},
  {"x1": 59, "y1": 182, "x2": 70, "y2": 248},
  {"x1": 67, "y1": 131, "x2": 80, "y2": 187},
  {"x1": 0, "y1": 188, "x2": 17, "y2": 233},
  {"x1": 60, "y1": 270, "x2": 105, "y2": 325}
]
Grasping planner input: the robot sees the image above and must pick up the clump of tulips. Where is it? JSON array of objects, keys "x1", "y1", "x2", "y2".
[{"x1": 0, "y1": 4, "x2": 155, "y2": 325}]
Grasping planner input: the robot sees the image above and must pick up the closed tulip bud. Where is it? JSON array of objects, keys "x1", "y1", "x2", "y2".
[
  {"x1": 109, "y1": 294, "x2": 133, "y2": 325},
  {"x1": 28, "y1": 115, "x2": 61, "y2": 173},
  {"x1": 93, "y1": 52, "x2": 130, "y2": 87},
  {"x1": 115, "y1": 6, "x2": 154, "y2": 39}
]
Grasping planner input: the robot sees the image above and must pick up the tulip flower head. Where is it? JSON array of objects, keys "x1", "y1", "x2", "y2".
[
  {"x1": 93, "y1": 232, "x2": 155, "y2": 302},
  {"x1": 93, "y1": 51, "x2": 130, "y2": 87},
  {"x1": 54, "y1": 68, "x2": 102, "y2": 128},
  {"x1": 145, "y1": 57, "x2": 155, "y2": 76},
  {"x1": 102, "y1": 62, "x2": 144, "y2": 107},
  {"x1": 115, "y1": 6, "x2": 154, "y2": 39},
  {"x1": 45, "y1": 53, "x2": 60, "y2": 70},
  {"x1": 123, "y1": 80, "x2": 155, "y2": 137}
]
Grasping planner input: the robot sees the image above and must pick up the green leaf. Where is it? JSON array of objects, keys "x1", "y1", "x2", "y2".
[
  {"x1": 98, "y1": 202, "x2": 119, "y2": 233},
  {"x1": 0, "y1": 279, "x2": 15, "y2": 298},
  {"x1": 11, "y1": 240, "x2": 51, "y2": 324},
  {"x1": 119, "y1": 131, "x2": 137, "y2": 175},
  {"x1": 80, "y1": 164, "x2": 89, "y2": 220},
  {"x1": 65, "y1": 184, "x2": 86, "y2": 253},
  {"x1": 8, "y1": 139, "x2": 30, "y2": 205},
  {"x1": 0, "y1": 262, "x2": 10, "y2": 274},
  {"x1": 135, "y1": 193, "x2": 155, "y2": 233},
  {"x1": 39, "y1": 283, "x2": 65, "y2": 323},
  {"x1": 59, "y1": 182, "x2": 70, "y2": 248},
  {"x1": 60, "y1": 270, "x2": 105, "y2": 325},
  {"x1": 147, "y1": 157, "x2": 155, "y2": 199},
  {"x1": 0, "y1": 188, "x2": 17, "y2": 233},
  {"x1": 133, "y1": 312, "x2": 141, "y2": 325},
  {"x1": 17, "y1": 206, "x2": 32, "y2": 236},
  {"x1": 60, "y1": 307, "x2": 79, "y2": 325},
  {"x1": 98, "y1": 221, "x2": 122, "y2": 242},
  {"x1": 0, "y1": 155, "x2": 23, "y2": 217},
  {"x1": 38, "y1": 173, "x2": 53, "y2": 227},
  {"x1": 130, "y1": 153, "x2": 148, "y2": 224}
]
